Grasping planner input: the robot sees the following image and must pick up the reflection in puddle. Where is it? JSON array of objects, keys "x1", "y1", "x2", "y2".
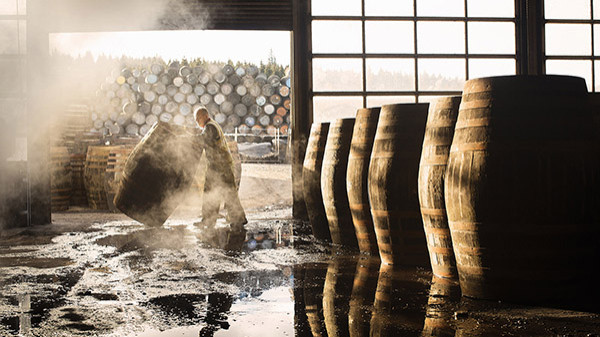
[{"x1": 1, "y1": 215, "x2": 599, "y2": 336}]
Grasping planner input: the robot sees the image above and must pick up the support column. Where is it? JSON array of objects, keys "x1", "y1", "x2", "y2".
[{"x1": 291, "y1": 0, "x2": 312, "y2": 220}]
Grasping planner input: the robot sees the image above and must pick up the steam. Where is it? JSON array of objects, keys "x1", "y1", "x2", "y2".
[{"x1": 0, "y1": 0, "x2": 213, "y2": 228}]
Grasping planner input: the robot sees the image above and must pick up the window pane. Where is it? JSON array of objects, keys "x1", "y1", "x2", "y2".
[
  {"x1": 366, "y1": 21, "x2": 414, "y2": 53},
  {"x1": 468, "y1": 59, "x2": 516, "y2": 79},
  {"x1": 0, "y1": 59, "x2": 22, "y2": 93},
  {"x1": 594, "y1": 25, "x2": 600, "y2": 55},
  {"x1": 467, "y1": 0, "x2": 514, "y2": 18},
  {"x1": 18, "y1": 20, "x2": 25, "y2": 54},
  {"x1": 312, "y1": 20, "x2": 362, "y2": 53},
  {"x1": 366, "y1": 58, "x2": 415, "y2": 91},
  {"x1": 417, "y1": 0, "x2": 464, "y2": 17},
  {"x1": 468, "y1": 22, "x2": 515, "y2": 54},
  {"x1": 545, "y1": 0, "x2": 590, "y2": 19},
  {"x1": 417, "y1": 21, "x2": 465, "y2": 54},
  {"x1": 418, "y1": 58, "x2": 466, "y2": 91},
  {"x1": 365, "y1": 0, "x2": 413, "y2": 16},
  {"x1": 312, "y1": 0, "x2": 361, "y2": 16},
  {"x1": 545, "y1": 24, "x2": 591, "y2": 56},
  {"x1": 367, "y1": 96, "x2": 416, "y2": 107},
  {"x1": 17, "y1": 0, "x2": 25, "y2": 15},
  {"x1": 0, "y1": 20, "x2": 18, "y2": 54},
  {"x1": 546, "y1": 60, "x2": 592, "y2": 91},
  {"x1": 595, "y1": 61, "x2": 600, "y2": 91},
  {"x1": 313, "y1": 58, "x2": 363, "y2": 92},
  {"x1": 0, "y1": 0, "x2": 17, "y2": 15},
  {"x1": 595, "y1": 0, "x2": 600, "y2": 19},
  {"x1": 313, "y1": 96, "x2": 363, "y2": 123}
]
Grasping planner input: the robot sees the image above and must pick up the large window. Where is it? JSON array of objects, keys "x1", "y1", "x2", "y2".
[
  {"x1": 0, "y1": 0, "x2": 27, "y2": 160},
  {"x1": 310, "y1": 0, "x2": 517, "y2": 122},
  {"x1": 544, "y1": 0, "x2": 597, "y2": 91}
]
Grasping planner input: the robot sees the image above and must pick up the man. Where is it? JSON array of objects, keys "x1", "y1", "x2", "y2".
[{"x1": 194, "y1": 106, "x2": 247, "y2": 237}]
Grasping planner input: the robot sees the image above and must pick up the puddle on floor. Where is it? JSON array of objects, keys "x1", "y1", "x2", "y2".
[{"x1": 0, "y1": 211, "x2": 599, "y2": 336}]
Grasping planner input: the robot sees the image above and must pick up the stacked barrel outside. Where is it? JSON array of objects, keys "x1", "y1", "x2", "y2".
[
  {"x1": 445, "y1": 75, "x2": 600, "y2": 304},
  {"x1": 368, "y1": 104, "x2": 430, "y2": 266},
  {"x1": 303, "y1": 122, "x2": 331, "y2": 242},
  {"x1": 418, "y1": 97, "x2": 460, "y2": 279},
  {"x1": 347, "y1": 108, "x2": 381, "y2": 255}
]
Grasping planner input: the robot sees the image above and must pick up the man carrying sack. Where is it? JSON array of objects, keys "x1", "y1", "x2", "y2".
[{"x1": 194, "y1": 106, "x2": 247, "y2": 243}]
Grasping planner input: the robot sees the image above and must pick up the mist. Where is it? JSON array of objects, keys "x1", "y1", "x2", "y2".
[{"x1": 0, "y1": 0, "x2": 215, "y2": 228}]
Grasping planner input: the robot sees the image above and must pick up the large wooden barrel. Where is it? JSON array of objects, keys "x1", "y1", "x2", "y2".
[
  {"x1": 105, "y1": 145, "x2": 135, "y2": 212},
  {"x1": 70, "y1": 153, "x2": 88, "y2": 206},
  {"x1": 322, "y1": 118, "x2": 358, "y2": 249},
  {"x1": 323, "y1": 256, "x2": 357, "y2": 337},
  {"x1": 303, "y1": 263, "x2": 328, "y2": 337},
  {"x1": 84, "y1": 146, "x2": 117, "y2": 210},
  {"x1": 445, "y1": 75, "x2": 600, "y2": 303},
  {"x1": 347, "y1": 108, "x2": 381, "y2": 256},
  {"x1": 368, "y1": 103, "x2": 429, "y2": 266},
  {"x1": 348, "y1": 257, "x2": 380, "y2": 337},
  {"x1": 422, "y1": 276, "x2": 459, "y2": 337},
  {"x1": 50, "y1": 146, "x2": 72, "y2": 212},
  {"x1": 418, "y1": 96, "x2": 461, "y2": 279},
  {"x1": 369, "y1": 264, "x2": 430, "y2": 337},
  {"x1": 303, "y1": 122, "x2": 331, "y2": 242},
  {"x1": 114, "y1": 121, "x2": 202, "y2": 227}
]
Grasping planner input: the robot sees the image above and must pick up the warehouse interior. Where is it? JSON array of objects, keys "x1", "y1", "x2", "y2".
[{"x1": 1, "y1": 0, "x2": 600, "y2": 336}]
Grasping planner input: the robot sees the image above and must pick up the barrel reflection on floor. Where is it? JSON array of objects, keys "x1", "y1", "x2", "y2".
[
  {"x1": 422, "y1": 276, "x2": 460, "y2": 337},
  {"x1": 348, "y1": 257, "x2": 380, "y2": 337},
  {"x1": 370, "y1": 264, "x2": 430, "y2": 337},
  {"x1": 303, "y1": 263, "x2": 328, "y2": 337},
  {"x1": 323, "y1": 256, "x2": 358, "y2": 337}
]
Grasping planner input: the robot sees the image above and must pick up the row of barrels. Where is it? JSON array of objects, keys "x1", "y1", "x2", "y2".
[
  {"x1": 294, "y1": 258, "x2": 460, "y2": 337},
  {"x1": 50, "y1": 145, "x2": 135, "y2": 212},
  {"x1": 303, "y1": 75, "x2": 600, "y2": 305},
  {"x1": 51, "y1": 137, "x2": 242, "y2": 213}
]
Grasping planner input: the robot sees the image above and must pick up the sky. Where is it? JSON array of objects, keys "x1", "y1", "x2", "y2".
[{"x1": 49, "y1": 30, "x2": 292, "y2": 65}]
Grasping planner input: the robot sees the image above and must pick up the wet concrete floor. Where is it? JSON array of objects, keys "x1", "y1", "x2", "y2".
[{"x1": 0, "y1": 206, "x2": 599, "y2": 336}]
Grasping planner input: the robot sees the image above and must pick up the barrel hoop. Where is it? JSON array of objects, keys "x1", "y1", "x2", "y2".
[
  {"x1": 450, "y1": 142, "x2": 488, "y2": 152},
  {"x1": 349, "y1": 203, "x2": 369, "y2": 211},
  {"x1": 420, "y1": 157, "x2": 449, "y2": 166},
  {"x1": 420, "y1": 207, "x2": 446, "y2": 216},
  {"x1": 372, "y1": 209, "x2": 421, "y2": 217},
  {"x1": 454, "y1": 117, "x2": 491, "y2": 129}
]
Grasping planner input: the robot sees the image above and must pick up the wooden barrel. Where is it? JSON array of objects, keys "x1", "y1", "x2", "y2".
[
  {"x1": 323, "y1": 256, "x2": 357, "y2": 337},
  {"x1": 114, "y1": 121, "x2": 202, "y2": 227},
  {"x1": 445, "y1": 75, "x2": 600, "y2": 303},
  {"x1": 50, "y1": 146, "x2": 72, "y2": 212},
  {"x1": 418, "y1": 96, "x2": 461, "y2": 279},
  {"x1": 303, "y1": 123, "x2": 331, "y2": 242},
  {"x1": 105, "y1": 145, "x2": 135, "y2": 212},
  {"x1": 368, "y1": 103, "x2": 430, "y2": 266},
  {"x1": 422, "y1": 276, "x2": 459, "y2": 337},
  {"x1": 70, "y1": 153, "x2": 88, "y2": 206},
  {"x1": 348, "y1": 257, "x2": 380, "y2": 337},
  {"x1": 84, "y1": 146, "x2": 117, "y2": 210},
  {"x1": 369, "y1": 264, "x2": 429, "y2": 337},
  {"x1": 347, "y1": 108, "x2": 381, "y2": 255},
  {"x1": 303, "y1": 263, "x2": 328, "y2": 337},
  {"x1": 322, "y1": 118, "x2": 358, "y2": 249}
]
